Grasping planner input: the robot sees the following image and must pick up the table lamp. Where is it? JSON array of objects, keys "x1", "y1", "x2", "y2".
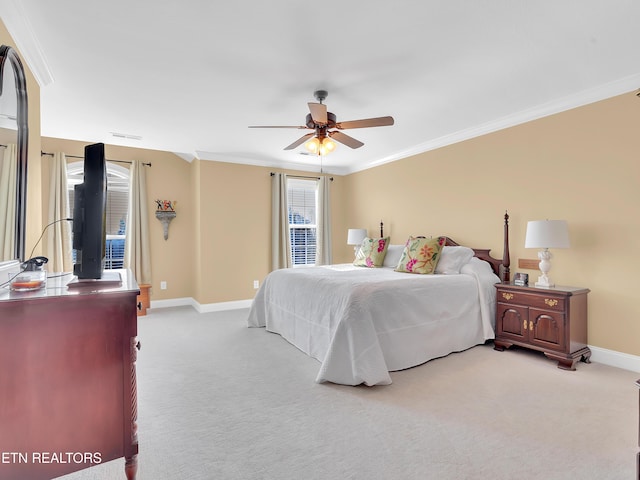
[
  {"x1": 524, "y1": 219, "x2": 570, "y2": 287},
  {"x1": 347, "y1": 228, "x2": 367, "y2": 254}
]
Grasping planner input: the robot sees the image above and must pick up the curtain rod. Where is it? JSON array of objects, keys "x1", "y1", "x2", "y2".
[
  {"x1": 270, "y1": 172, "x2": 333, "y2": 181},
  {"x1": 41, "y1": 151, "x2": 151, "y2": 167}
]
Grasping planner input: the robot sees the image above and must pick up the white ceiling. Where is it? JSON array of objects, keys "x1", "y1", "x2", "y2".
[{"x1": 2, "y1": 0, "x2": 640, "y2": 175}]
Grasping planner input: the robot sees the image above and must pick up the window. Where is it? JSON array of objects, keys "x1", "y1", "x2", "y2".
[
  {"x1": 67, "y1": 162, "x2": 129, "y2": 269},
  {"x1": 287, "y1": 178, "x2": 318, "y2": 266}
]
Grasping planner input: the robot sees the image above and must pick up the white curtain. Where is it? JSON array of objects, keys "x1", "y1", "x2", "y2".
[
  {"x1": 315, "y1": 175, "x2": 332, "y2": 265},
  {"x1": 0, "y1": 144, "x2": 17, "y2": 259},
  {"x1": 45, "y1": 152, "x2": 73, "y2": 272},
  {"x1": 271, "y1": 172, "x2": 291, "y2": 270},
  {"x1": 125, "y1": 160, "x2": 152, "y2": 285}
]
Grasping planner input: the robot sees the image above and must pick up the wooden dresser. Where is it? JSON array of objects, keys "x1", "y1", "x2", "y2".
[
  {"x1": 494, "y1": 282, "x2": 590, "y2": 370},
  {"x1": 0, "y1": 270, "x2": 140, "y2": 480}
]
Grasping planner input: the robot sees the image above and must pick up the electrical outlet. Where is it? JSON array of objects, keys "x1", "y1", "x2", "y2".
[
  {"x1": 160, "y1": 281, "x2": 167, "y2": 290},
  {"x1": 253, "y1": 280, "x2": 259, "y2": 289}
]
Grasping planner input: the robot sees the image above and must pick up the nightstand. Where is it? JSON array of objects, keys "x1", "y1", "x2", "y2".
[{"x1": 494, "y1": 283, "x2": 591, "y2": 370}]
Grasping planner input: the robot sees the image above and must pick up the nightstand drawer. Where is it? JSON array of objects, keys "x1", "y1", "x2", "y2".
[
  {"x1": 497, "y1": 290, "x2": 565, "y2": 311},
  {"x1": 525, "y1": 294, "x2": 566, "y2": 312}
]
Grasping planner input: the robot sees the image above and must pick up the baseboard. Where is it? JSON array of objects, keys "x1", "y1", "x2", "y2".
[
  {"x1": 194, "y1": 299, "x2": 252, "y2": 313},
  {"x1": 149, "y1": 297, "x2": 252, "y2": 313},
  {"x1": 589, "y1": 345, "x2": 640, "y2": 373},
  {"x1": 149, "y1": 297, "x2": 194, "y2": 310}
]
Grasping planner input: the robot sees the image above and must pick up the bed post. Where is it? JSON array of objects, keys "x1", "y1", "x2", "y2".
[
  {"x1": 380, "y1": 221, "x2": 384, "y2": 238},
  {"x1": 502, "y1": 211, "x2": 510, "y2": 282}
]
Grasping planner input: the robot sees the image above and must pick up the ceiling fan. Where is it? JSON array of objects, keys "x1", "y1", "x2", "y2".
[{"x1": 249, "y1": 90, "x2": 394, "y2": 156}]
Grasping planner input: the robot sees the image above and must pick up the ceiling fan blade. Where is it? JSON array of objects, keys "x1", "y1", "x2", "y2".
[
  {"x1": 335, "y1": 116, "x2": 394, "y2": 129},
  {"x1": 329, "y1": 130, "x2": 364, "y2": 149},
  {"x1": 308, "y1": 102, "x2": 328, "y2": 125},
  {"x1": 284, "y1": 133, "x2": 315, "y2": 150},
  {"x1": 248, "y1": 125, "x2": 309, "y2": 129}
]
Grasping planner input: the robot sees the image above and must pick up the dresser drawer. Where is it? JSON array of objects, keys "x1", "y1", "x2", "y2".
[{"x1": 497, "y1": 290, "x2": 565, "y2": 311}]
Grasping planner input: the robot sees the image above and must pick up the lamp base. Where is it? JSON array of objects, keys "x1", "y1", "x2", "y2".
[
  {"x1": 535, "y1": 249, "x2": 554, "y2": 288},
  {"x1": 534, "y1": 274, "x2": 554, "y2": 288}
]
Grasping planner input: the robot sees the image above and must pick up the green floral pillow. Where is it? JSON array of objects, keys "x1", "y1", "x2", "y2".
[
  {"x1": 395, "y1": 236, "x2": 445, "y2": 274},
  {"x1": 353, "y1": 237, "x2": 390, "y2": 267}
]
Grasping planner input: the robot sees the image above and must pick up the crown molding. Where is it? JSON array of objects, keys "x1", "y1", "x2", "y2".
[
  {"x1": 350, "y1": 72, "x2": 640, "y2": 174},
  {"x1": 173, "y1": 152, "x2": 198, "y2": 163},
  {"x1": 0, "y1": 0, "x2": 54, "y2": 86},
  {"x1": 195, "y1": 150, "x2": 350, "y2": 176}
]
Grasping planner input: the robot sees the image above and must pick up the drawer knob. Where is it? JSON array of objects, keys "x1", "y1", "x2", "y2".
[
  {"x1": 502, "y1": 293, "x2": 514, "y2": 301},
  {"x1": 545, "y1": 298, "x2": 558, "y2": 307}
]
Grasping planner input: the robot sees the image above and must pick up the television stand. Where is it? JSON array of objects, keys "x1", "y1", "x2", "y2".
[
  {"x1": 0, "y1": 269, "x2": 140, "y2": 480},
  {"x1": 67, "y1": 270, "x2": 122, "y2": 289}
]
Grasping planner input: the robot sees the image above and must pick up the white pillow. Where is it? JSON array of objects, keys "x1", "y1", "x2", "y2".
[
  {"x1": 435, "y1": 246, "x2": 475, "y2": 274},
  {"x1": 383, "y1": 244, "x2": 405, "y2": 268},
  {"x1": 461, "y1": 256, "x2": 498, "y2": 277}
]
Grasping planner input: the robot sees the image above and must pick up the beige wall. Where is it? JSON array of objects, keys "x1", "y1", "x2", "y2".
[
  {"x1": 194, "y1": 161, "x2": 268, "y2": 304},
  {"x1": 40, "y1": 137, "x2": 196, "y2": 301},
  {"x1": 38, "y1": 136, "x2": 349, "y2": 306},
  {"x1": 343, "y1": 91, "x2": 640, "y2": 357},
  {"x1": 191, "y1": 161, "x2": 349, "y2": 305}
]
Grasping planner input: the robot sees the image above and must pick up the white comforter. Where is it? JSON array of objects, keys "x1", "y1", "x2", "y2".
[{"x1": 247, "y1": 257, "x2": 499, "y2": 386}]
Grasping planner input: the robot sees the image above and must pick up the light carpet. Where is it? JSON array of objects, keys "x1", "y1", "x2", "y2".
[{"x1": 60, "y1": 306, "x2": 638, "y2": 480}]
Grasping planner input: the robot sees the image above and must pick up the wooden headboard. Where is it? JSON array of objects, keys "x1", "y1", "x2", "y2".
[
  {"x1": 443, "y1": 212, "x2": 510, "y2": 281},
  {"x1": 379, "y1": 212, "x2": 511, "y2": 281}
]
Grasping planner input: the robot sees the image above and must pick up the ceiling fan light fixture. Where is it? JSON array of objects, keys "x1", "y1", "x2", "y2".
[
  {"x1": 319, "y1": 137, "x2": 336, "y2": 155},
  {"x1": 304, "y1": 136, "x2": 320, "y2": 153},
  {"x1": 305, "y1": 136, "x2": 337, "y2": 156}
]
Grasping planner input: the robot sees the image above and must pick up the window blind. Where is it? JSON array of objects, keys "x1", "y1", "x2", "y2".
[{"x1": 287, "y1": 178, "x2": 318, "y2": 266}]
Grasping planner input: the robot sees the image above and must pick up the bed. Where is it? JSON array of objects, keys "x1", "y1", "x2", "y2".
[{"x1": 248, "y1": 213, "x2": 511, "y2": 386}]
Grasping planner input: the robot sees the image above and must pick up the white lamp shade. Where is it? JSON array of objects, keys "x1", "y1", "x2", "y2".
[
  {"x1": 347, "y1": 228, "x2": 367, "y2": 246},
  {"x1": 525, "y1": 220, "x2": 570, "y2": 249}
]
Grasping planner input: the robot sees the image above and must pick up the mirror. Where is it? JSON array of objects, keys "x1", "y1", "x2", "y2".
[{"x1": 0, "y1": 45, "x2": 28, "y2": 262}]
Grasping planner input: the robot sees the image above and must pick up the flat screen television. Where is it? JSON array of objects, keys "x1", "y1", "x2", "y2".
[{"x1": 72, "y1": 142, "x2": 107, "y2": 279}]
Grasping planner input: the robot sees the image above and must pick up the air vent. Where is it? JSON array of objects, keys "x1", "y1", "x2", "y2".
[{"x1": 110, "y1": 132, "x2": 142, "y2": 141}]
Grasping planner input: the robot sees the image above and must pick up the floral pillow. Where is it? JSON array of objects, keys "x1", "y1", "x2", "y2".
[
  {"x1": 354, "y1": 237, "x2": 390, "y2": 267},
  {"x1": 395, "y1": 236, "x2": 445, "y2": 274}
]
